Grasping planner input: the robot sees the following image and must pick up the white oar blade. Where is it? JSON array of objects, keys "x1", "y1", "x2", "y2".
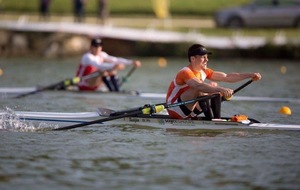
[{"x1": 97, "y1": 107, "x2": 115, "y2": 116}]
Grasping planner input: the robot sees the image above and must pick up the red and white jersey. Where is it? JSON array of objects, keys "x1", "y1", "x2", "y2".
[
  {"x1": 76, "y1": 51, "x2": 133, "y2": 78},
  {"x1": 75, "y1": 51, "x2": 133, "y2": 89}
]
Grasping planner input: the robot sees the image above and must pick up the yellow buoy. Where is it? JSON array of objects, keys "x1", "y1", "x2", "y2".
[
  {"x1": 279, "y1": 106, "x2": 292, "y2": 115},
  {"x1": 280, "y1": 66, "x2": 287, "y2": 74},
  {"x1": 157, "y1": 57, "x2": 167, "y2": 67}
]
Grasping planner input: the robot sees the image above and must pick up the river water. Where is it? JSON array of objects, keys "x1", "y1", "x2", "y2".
[{"x1": 0, "y1": 57, "x2": 300, "y2": 190}]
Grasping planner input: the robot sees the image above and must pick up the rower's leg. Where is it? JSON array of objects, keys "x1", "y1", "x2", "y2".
[
  {"x1": 110, "y1": 75, "x2": 120, "y2": 92},
  {"x1": 199, "y1": 100, "x2": 213, "y2": 120},
  {"x1": 211, "y1": 94, "x2": 221, "y2": 118},
  {"x1": 102, "y1": 76, "x2": 114, "y2": 91},
  {"x1": 193, "y1": 107, "x2": 202, "y2": 115}
]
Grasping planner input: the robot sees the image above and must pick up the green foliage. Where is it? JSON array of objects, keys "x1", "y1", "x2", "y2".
[
  {"x1": 1, "y1": 0, "x2": 251, "y2": 16},
  {"x1": 170, "y1": 0, "x2": 250, "y2": 15}
]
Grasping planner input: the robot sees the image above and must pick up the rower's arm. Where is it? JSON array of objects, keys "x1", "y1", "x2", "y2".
[
  {"x1": 187, "y1": 77, "x2": 228, "y2": 93},
  {"x1": 210, "y1": 71, "x2": 261, "y2": 82},
  {"x1": 104, "y1": 54, "x2": 133, "y2": 66}
]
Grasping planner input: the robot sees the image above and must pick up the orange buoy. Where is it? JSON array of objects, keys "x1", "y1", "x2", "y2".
[
  {"x1": 157, "y1": 57, "x2": 167, "y2": 68},
  {"x1": 279, "y1": 106, "x2": 292, "y2": 115}
]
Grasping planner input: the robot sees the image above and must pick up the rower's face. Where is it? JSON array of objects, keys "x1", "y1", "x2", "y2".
[
  {"x1": 191, "y1": 54, "x2": 208, "y2": 71},
  {"x1": 91, "y1": 46, "x2": 102, "y2": 55}
]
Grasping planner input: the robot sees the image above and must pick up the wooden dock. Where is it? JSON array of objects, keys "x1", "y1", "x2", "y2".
[{"x1": 0, "y1": 17, "x2": 267, "y2": 49}]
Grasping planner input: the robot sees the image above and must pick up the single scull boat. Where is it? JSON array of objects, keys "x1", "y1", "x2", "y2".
[
  {"x1": 0, "y1": 87, "x2": 164, "y2": 99},
  {"x1": 1, "y1": 80, "x2": 299, "y2": 131},
  {"x1": 1, "y1": 109, "x2": 299, "y2": 131}
]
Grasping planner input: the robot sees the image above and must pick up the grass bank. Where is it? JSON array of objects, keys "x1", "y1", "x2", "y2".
[
  {"x1": 1, "y1": 0, "x2": 250, "y2": 16},
  {"x1": 2, "y1": 0, "x2": 299, "y2": 39}
]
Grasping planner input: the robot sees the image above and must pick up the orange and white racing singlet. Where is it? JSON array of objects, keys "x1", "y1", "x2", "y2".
[{"x1": 166, "y1": 66, "x2": 213, "y2": 119}]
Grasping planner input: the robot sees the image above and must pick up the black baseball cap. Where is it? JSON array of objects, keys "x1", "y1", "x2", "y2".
[
  {"x1": 188, "y1": 44, "x2": 212, "y2": 58},
  {"x1": 91, "y1": 38, "x2": 103, "y2": 47}
]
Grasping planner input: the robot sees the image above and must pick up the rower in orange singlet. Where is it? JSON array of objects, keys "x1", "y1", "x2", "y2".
[{"x1": 166, "y1": 44, "x2": 261, "y2": 120}]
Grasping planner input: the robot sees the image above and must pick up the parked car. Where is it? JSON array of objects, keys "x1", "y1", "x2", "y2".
[{"x1": 214, "y1": 0, "x2": 300, "y2": 28}]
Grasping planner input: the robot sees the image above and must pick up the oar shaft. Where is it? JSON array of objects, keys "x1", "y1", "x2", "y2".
[
  {"x1": 53, "y1": 109, "x2": 143, "y2": 131},
  {"x1": 110, "y1": 94, "x2": 218, "y2": 116},
  {"x1": 15, "y1": 81, "x2": 64, "y2": 98},
  {"x1": 81, "y1": 70, "x2": 103, "y2": 81},
  {"x1": 233, "y1": 79, "x2": 253, "y2": 94},
  {"x1": 221, "y1": 79, "x2": 253, "y2": 101},
  {"x1": 15, "y1": 70, "x2": 104, "y2": 99},
  {"x1": 119, "y1": 66, "x2": 136, "y2": 87},
  {"x1": 111, "y1": 79, "x2": 254, "y2": 115}
]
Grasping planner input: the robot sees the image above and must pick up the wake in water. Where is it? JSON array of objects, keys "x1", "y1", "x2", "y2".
[{"x1": 0, "y1": 107, "x2": 57, "y2": 132}]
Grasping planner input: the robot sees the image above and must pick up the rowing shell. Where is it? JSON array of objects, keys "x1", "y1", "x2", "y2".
[
  {"x1": 1, "y1": 87, "x2": 300, "y2": 103},
  {"x1": 0, "y1": 87, "x2": 163, "y2": 99},
  {"x1": 1, "y1": 110, "x2": 300, "y2": 131}
]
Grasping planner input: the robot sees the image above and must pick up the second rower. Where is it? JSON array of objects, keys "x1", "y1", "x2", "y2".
[{"x1": 76, "y1": 38, "x2": 141, "y2": 91}]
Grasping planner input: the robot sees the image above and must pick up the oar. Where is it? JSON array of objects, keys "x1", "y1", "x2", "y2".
[
  {"x1": 222, "y1": 79, "x2": 253, "y2": 101},
  {"x1": 53, "y1": 95, "x2": 216, "y2": 131},
  {"x1": 101, "y1": 79, "x2": 254, "y2": 116},
  {"x1": 15, "y1": 70, "x2": 103, "y2": 98},
  {"x1": 15, "y1": 77, "x2": 80, "y2": 99},
  {"x1": 53, "y1": 104, "x2": 164, "y2": 131},
  {"x1": 119, "y1": 66, "x2": 137, "y2": 88},
  {"x1": 232, "y1": 79, "x2": 253, "y2": 95},
  {"x1": 110, "y1": 79, "x2": 254, "y2": 116},
  {"x1": 110, "y1": 94, "x2": 219, "y2": 116}
]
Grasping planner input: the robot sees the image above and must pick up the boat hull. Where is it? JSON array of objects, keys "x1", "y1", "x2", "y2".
[
  {"x1": 105, "y1": 115, "x2": 300, "y2": 131},
  {"x1": 1, "y1": 110, "x2": 300, "y2": 131},
  {"x1": 0, "y1": 87, "x2": 165, "y2": 99}
]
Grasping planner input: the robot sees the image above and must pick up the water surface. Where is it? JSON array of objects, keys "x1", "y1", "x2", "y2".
[{"x1": 0, "y1": 57, "x2": 300, "y2": 190}]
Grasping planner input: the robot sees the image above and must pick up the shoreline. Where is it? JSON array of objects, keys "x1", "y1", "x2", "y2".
[{"x1": 0, "y1": 14, "x2": 299, "y2": 59}]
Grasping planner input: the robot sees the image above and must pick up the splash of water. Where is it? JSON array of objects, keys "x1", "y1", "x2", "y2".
[{"x1": 0, "y1": 107, "x2": 57, "y2": 132}]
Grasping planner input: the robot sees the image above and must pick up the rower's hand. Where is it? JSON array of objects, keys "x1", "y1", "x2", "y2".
[
  {"x1": 133, "y1": 60, "x2": 141, "y2": 68},
  {"x1": 114, "y1": 63, "x2": 125, "y2": 70},
  {"x1": 221, "y1": 88, "x2": 233, "y2": 100},
  {"x1": 252, "y1": 73, "x2": 261, "y2": 81}
]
